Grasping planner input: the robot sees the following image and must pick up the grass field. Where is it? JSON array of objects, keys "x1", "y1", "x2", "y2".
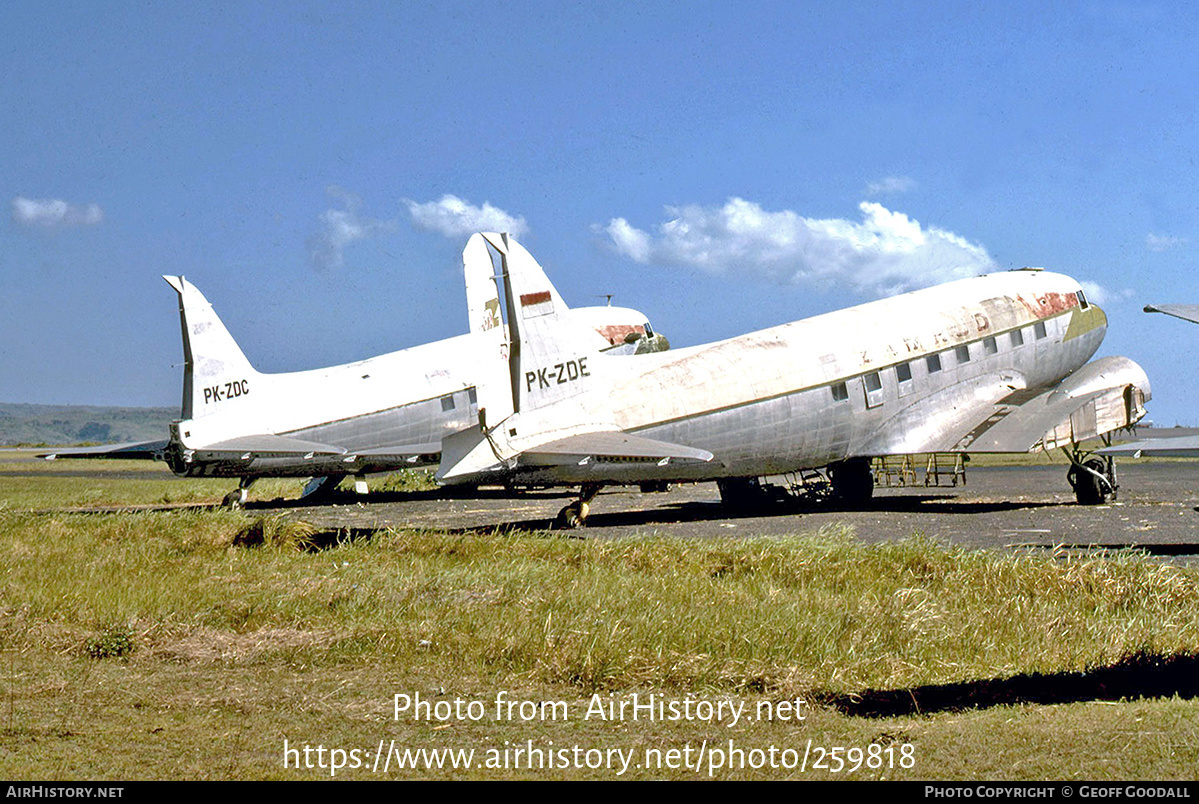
[{"x1": 3, "y1": 451, "x2": 1198, "y2": 780}]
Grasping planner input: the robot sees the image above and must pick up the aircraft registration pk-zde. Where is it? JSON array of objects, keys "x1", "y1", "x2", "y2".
[{"x1": 48, "y1": 232, "x2": 1151, "y2": 526}]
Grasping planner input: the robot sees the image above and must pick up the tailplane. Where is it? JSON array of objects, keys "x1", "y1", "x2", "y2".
[{"x1": 163, "y1": 276, "x2": 260, "y2": 420}]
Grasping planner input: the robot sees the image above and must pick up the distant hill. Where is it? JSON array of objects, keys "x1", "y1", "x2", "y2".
[{"x1": 0, "y1": 402, "x2": 178, "y2": 446}]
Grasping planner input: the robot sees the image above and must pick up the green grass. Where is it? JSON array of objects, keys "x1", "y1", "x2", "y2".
[
  {"x1": 4, "y1": 504, "x2": 1199, "y2": 779},
  {"x1": 4, "y1": 458, "x2": 1199, "y2": 779}
]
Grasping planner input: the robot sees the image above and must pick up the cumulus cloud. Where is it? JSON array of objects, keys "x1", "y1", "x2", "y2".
[
  {"x1": 596, "y1": 198, "x2": 996, "y2": 296},
  {"x1": 864, "y1": 175, "x2": 918, "y2": 197},
  {"x1": 12, "y1": 196, "x2": 103, "y2": 228},
  {"x1": 1146, "y1": 233, "x2": 1186, "y2": 252},
  {"x1": 307, "y1": 186, "x2": 395, "y2": 271},
  {"x1": 405, "y1": 194, "x2": 529, "y2": 239}
]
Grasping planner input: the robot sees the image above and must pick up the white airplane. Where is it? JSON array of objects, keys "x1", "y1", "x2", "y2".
[
  {"x1": 41, "y1": 246, "x2": 666, "y2": 506},
  {"x1": 435, "y1": 233, "x2": 1150, "y2": 524},
  {"x1": 48, "y1": 232, "x2": 1151, "y2": 524}
]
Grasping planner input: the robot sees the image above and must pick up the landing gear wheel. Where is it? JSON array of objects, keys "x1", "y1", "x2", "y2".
[
  {"x1": 829, "y1": 457, "x2": 874, "y2": 506},
  {"x1": 717, "y1": 477, "x2": 766, "y2": 509},
  {"x1": 222, "y1": 487, "x2": 248, "y2": 509},
  {"x1": 554, "y1": 482, "x2": 603, "y2": 529},
  {"x1": 555, "y1": 500, "x2": 590, "y2": 529},
  {"x1": 221, "y1": 478, "x2": 255, "y2": 509},
  {"x1": 1068, "y1": 457, "x2": 1116, "y2": 505}
]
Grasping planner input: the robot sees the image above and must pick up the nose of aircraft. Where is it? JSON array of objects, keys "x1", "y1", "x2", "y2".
[{"x1": 1068, "y1": 298, "x2": 1107, "y2": 342}]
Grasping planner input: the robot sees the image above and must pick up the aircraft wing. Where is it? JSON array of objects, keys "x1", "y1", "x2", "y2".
[
  {"x1": 40, "y1": 440, "x2": 170, "y2": 460},
  {"x1": 189, "y1": 435, "x2": 441, "y2": 464},
  {"x1": 1145, "y1": 304, "x2": 1199, "y2": 325},
  {"x1": 862, "y1": 356, "x2": 1150, "y2": 455}
]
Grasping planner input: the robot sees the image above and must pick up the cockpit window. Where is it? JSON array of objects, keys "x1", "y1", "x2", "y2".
[
  {"x1": 644, "y1": 322, "x2": 654, "y2": 337},
  {"x1": 1077, "y1": 289, "x2": 1089, "y2": 309}
]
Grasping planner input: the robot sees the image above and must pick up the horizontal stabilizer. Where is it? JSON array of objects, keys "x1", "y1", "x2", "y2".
[
  {"x1": 40, "y1": 440, "x2": 170, "y2": 460},
  {"x1": 351, "y1": 443, "x2": 441, "y2": 458},
  {"x1": 436, "y1": 425, "x2": 712, "y2": 483},
  {"x1": 522, "y1": 431, "x2": 713, "y2": 464}
]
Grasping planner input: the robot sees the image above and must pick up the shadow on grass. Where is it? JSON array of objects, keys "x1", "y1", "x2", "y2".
[{"x1": 821, "y1": 651, "x2": 1199, "y2": 718}]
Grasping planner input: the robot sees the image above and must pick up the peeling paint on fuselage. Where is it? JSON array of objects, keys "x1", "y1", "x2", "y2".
[{"x1": 562, "y1": 270, "x2": 1106, "y2": 482}]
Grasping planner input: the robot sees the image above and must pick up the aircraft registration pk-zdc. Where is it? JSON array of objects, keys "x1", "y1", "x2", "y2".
[{"x1": 48, "y1": 232, "x2": 1150, "y2": 526}]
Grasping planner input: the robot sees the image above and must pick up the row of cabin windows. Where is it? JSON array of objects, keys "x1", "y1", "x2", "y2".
[{"x1": 829, "y1": 319, "x2": 1052, "y2": 403}]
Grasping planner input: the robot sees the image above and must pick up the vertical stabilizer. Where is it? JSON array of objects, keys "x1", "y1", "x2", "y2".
[
  {"x1": 483, "y1": 233, "x2": 599, "y2": 413},
  {"x1": 163, "y1": 276, "x2": 259, "y2": 420},
  {"x1": 438, "y1": 233, "x2": 610, "y2": 482}
]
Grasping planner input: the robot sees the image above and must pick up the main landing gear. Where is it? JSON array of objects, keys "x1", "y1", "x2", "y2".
[
  {"x1": 828, "y1": 457, "x2": 874, "y2": 505},
  {"x1": 717, "y1": 457, "x2": 877, "y2": 510},
  {"x1": 1065, "y1": 441, "x2": 1117, "y2": 505},
  {"x1": 555, "y1": 482, "x2": 603, "y2": 529}
]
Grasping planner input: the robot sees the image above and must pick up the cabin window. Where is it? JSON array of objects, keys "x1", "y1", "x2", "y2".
[
  {"x1": 441, "y1": 395, "x2": 456, "y2": 412},
  {"x1": 468, "y1": 388, "x2": 478, "y2": 405},
  {"x1": 863, "y1": 372, "x2": 884, "y2": 408},
  {"x1": 983, "y1": 336, "x2": 998, "y2": 355},
  {"x1": 1011, "y1": 329, "x2": 1025, "y2": 348},
  {"x1": 896, "y1": 362, "x2": 913, "y2": 397},
  {"x1": 926, "y1": 354, "x2": 942, "y2": 373},
  {"x1": 1034, "y1": 321, "x2": 1047, "y2": 340},
  {"x1": 831, "y1": 382, "x2": 849, "y2": 402},
  {"x1": 955, "y1": 345, "x2": 970, "y2": 364}
]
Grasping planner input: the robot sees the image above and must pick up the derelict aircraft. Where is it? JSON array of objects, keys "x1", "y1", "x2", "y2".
[
  {"x1": 43, "y1": 242, "x2": 667, "y2": 506},
  {"x1": 48, "y1": 232, "x2": 1150, "y2": 525}
]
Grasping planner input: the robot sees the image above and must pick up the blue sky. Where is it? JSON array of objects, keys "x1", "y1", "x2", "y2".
[{"x1": 4, "y1": 1, "x2": 1199, "y2": 425}]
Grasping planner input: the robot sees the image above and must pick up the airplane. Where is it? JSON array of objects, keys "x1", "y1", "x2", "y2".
[
  {"x1": 41, "y1": 247, "x2": 668, "y2": 506},
  {"x1": 47, "y1": 232, "x2": 1151, "y2": 525},
  {"x1": 1095, "y1": 304, "x2": 1199, "y2": 459},
  {"x1": 428, "y1": 234, "x2": 1150, "y2": 524}
]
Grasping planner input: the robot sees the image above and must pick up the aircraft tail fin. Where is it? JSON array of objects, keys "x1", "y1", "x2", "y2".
[
  {"x1": 438, "y1": 233, "x2": 617, "y2": 482},
  {"x1": 163, "y1": 276, "x2": 260, "y2": 420}
]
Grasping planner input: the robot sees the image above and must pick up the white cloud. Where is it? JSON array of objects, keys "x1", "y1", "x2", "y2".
[
  {"x1": 1146, "y1": 233, "x2": 1186, "y2": 252},
  {"x1": 307, "y1": 186, "x2": 395, "y2": 271},
  {"x1": 405, "y1": 194, "x2": 529, "y2": 239},
  {"x1": 596, "y1": 198, "x2": 996, "y2": 296},
  {"x1": 12, "y1": 196, "x2": 103, "y2": 228},
  {"x1": 864, "y1": 175, "x2": 918, "y2": 197},
  {"x1": 1078, "y1": 281, "x2": 1135, "y2": 306}
]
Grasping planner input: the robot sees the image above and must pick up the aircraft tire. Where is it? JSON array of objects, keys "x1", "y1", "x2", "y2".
[
  {"x1": 555, "y1": 501, "x2": 589, "y2": 529},
  {"x1": 717, "y1": 477, "x2": 766, "y2": 508},
  {"x1": 829, "y1": 458, "x2": 874, "y2": 506}
]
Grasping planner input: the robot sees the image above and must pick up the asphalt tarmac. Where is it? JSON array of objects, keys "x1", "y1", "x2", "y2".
[{"x1": 257, "y1": 462, "x2": 1199, "y2": 557}]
